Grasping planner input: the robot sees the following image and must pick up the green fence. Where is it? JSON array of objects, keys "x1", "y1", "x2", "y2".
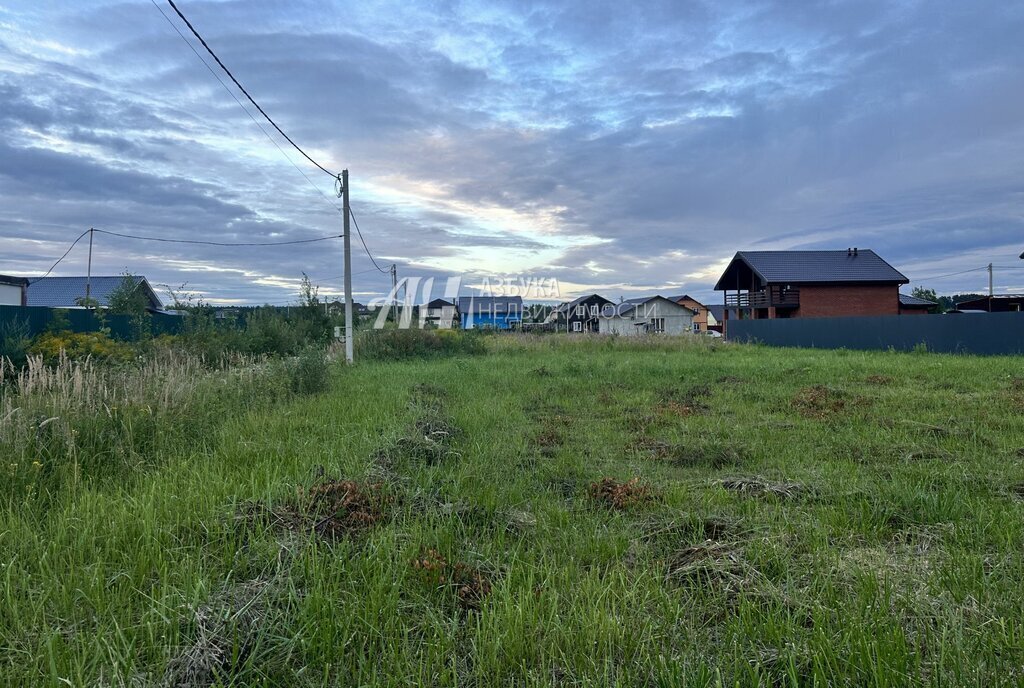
[
  {"x1": 0, "y1": 305, "x2": 184, "y2": 340},
  {"x1": 726, "y1": 312, "x2": 1024, "y2": 355}
]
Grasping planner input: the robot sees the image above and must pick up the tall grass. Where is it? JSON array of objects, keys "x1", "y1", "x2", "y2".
[{"x1": 0, "y1": 349, "x2": 331, "y2": 506}]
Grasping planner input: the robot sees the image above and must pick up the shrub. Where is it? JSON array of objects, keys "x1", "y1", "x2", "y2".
[
  {"x1": 355, "y1": 329, "x2": 486, "y2": 361},
  {"x1": 0, "y1": 318, "x2": 31, "y2": 368},
  {"x1": 285, "y1": 347, "x2": 331, "y2": 395},
  {"x1": 28, "y1": 330, "x2": 134, "y2": 364}
]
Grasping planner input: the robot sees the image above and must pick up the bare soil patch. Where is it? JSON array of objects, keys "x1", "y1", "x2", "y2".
[
  {"x1": 589, "y1": 477, "x2": 655, "y2": 509},
  {"x1": 411, "y1": 548, "x2": 493, "y2": 611}
]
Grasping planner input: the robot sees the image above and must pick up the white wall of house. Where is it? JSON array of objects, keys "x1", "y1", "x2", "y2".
[
  {"x1": 599, "y1": 298, "x2": 694, "y2": 335},
  {"x1": 422, "y1": 305, "x2": 457, "y2": 328},
  {"x1": 0, "y1": 283, "x2": 24, "y2": 306}
]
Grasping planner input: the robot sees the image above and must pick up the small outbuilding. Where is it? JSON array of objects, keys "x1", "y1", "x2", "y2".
[{"x1": 0, "y1": 274, "x2": 29, "y2": 306}]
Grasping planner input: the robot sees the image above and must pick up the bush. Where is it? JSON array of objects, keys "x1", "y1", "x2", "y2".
[
  {"x1": 355, "y1": 328, "x2": 487, "y2": 361},
  {"x1": 285, "y1": 347, "x2": 331, "y2": 395},
  {"x1": 0, "y1": 318, "x2": 31, "y2": 368},
  {"x1": 28, "y1": 330, "x2": 134, "y2": 364}
]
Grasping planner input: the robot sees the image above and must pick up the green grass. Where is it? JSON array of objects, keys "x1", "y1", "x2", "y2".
[{"x1": 2, "y1": 336, "x2": 1024, "y2": 686}]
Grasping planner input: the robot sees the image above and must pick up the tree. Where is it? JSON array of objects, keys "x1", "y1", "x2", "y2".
[
  {"x1": 107, "y1": 273, "x2": 150, "y2": 315},
  {"x1": 910, "y1": 286, "x2": 941, "y2": 313}
]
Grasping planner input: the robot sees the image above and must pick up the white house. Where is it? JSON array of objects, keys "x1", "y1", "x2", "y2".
[
  {"x1": 598, "y1": 296, "x2": 695, "y2": 335},
  {"x1": 0, "y1": 275, "x2": 28, "y2": 306}
]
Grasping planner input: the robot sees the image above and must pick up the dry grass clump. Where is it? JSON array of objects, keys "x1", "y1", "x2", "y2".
[
  {"x1": 164, "y1": 579, "x2": 273, "y2": 687},
  {"x1": 589, "y1": 477, "x2": 655, "y2": 509},
  {"x1": 866, "y1": 374, "x2": 894, "y2": 385},
  {"x1": 718, "y1": 476, "x2": 805, "y2": 499},
  {"x1": 411, "y1": 548, "x2": 493, "y2": 610},
  {"x1": 304, "y1": 478, "x2": 390, "y2": 538},
  {"x1": 666, "y1": 541, "x2": 747, "y2": 587},
  {"x1": 792, "y1": 385, "x2": 847, "y2": 418}
]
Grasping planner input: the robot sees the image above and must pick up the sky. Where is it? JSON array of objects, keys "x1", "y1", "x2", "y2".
[{"x1": 1, "y1": 0, "x2": 1023, "y2": 306}]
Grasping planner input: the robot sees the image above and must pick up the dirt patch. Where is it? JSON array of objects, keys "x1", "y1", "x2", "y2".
[
  {"x1": 411, "y1": 548, "x2": 493, "y2": 610},
  {"x1": 866, "y1": 374, "x2": 894, "y2": 385},
  {"x1": 718, "y1": 476, "x2": 805, "y2": 499},
  {"x1": 304, "y1": 479, "x2": 390, "y2": 538},
  {"x1": 588, "y1": 477, "x2": 655, "y2": 509},
  {"x1": 238, "y1": 476, "x2": 390, "y2": 542},
  {"x1": 792, "y1": 385, "x2": 848, "y2": 418}
]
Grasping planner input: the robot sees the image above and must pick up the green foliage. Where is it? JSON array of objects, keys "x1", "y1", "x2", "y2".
[
  {"x1": 0, "y1": 317, "x2": 31, "y2": 368},
  {"x1": 355, "y1": 327, "x2": 487, "y2": 360},
  {"x1": 106, "y1": 272, "x2": 151, "y2": 315},
  {"x1": 28, "y1": 330, "x2": 134, "y2": 364},
  {"x1": 284, "y1": 346, "x2": 331, "y2": 395},
  {"x1": 910, "y1": 286, "x2": 941, "y2": 313}
]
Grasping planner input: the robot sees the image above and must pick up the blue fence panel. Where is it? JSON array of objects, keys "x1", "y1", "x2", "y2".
[{"x1": 726, "y1": 313, "x2": 1024, "y2": 355}]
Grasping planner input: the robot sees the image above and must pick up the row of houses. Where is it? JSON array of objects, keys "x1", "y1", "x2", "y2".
[{"x1": 7, "y1": 249, "x2": 1019, "y2": 332}]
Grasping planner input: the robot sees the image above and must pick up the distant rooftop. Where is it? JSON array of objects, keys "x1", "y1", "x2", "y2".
[{"x1": 25, "y1": 276, "x2": 162, "y2": 309}]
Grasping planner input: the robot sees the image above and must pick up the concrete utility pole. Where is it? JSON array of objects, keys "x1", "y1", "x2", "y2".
[
  {"x1": 85, "y1": 227, "x2": 94, "y2": 309},
  {"x1": 988, "y1": 262, "x2": 994, "y2": 312},
  {"x1": 342, "y1": 169, "x2": 354, "y2": 364}
]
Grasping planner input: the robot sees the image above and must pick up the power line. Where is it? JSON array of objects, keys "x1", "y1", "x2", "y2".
[
  {"x1": 165, "y1": 0, "x2": 339, "y2": 180},
  {"x1": 910, "y1": 266, "x2": 988, "y2": 282},
  {"x1": 93, "y1": 228, "x2": 342, "y2": 247},
  {"x1": 149, "y1": 0, "x2": 343, "y2": 217},
  {"x1": 30, "y1": 229, "x2": 91, "y2": 283},
  {"x1": 348, "y1": 206, "x2": 389, "y2": 274}
]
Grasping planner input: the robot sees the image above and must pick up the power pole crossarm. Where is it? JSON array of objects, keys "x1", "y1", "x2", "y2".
[{"x1": 342, "y1": 170, "x2": 354, "y2": 363}]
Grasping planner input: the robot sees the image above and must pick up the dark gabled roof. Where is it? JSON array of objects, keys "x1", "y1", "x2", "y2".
[
  {"x1": 457, "y1": 295, "x2": 523, "y2": 315},
  {"x1": 553, "y1": 293, "x2": 613, "y2": 314},
  {"x1": 26, "y1": 275, "x2": 162, "y2": 308},
  {"x1": 615, "y1": 295, "x2": 694, "y2": 316},
  {"x1": 706, "y1": 304, "x2": 725, "y2": 322},
  {"x1": 426, "y1": 298, "x2": 456, "y2": 308},
  {"x1": 898, "y1": 293, "x2": 937, "y2": 307},
  {"x1": 714, "y1": 250, "x2": 908, "y2": 290},
  {"x1": 0, "y1": 274, "x2": 29, "y2": 287}
]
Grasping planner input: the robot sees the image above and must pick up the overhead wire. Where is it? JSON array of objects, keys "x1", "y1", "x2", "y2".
[
  {"x1": 93, "y1": 228, "x2": 342, "y2": 247},
  {"x1": 165, "y1": 0, "x2": 339, "y2": 179},
  {"x1": 348, "y1": 206, "x2": 390, "y2": 274},
  {"x1": 153, "y1": 0, "x2": 397, "y2": 297},
  {"x1": 30, "y1": 229, "x2": 91, "y2": 283},
  {"x1": 909, "y1": 266, "x2": 988, "y2": 282}
]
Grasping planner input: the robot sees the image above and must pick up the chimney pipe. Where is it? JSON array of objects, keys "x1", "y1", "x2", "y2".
[{"x1": 853, "y1": 247, "x2": 858, "y2": 256}]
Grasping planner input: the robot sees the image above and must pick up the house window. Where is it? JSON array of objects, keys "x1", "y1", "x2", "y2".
[
  {"x1": 590, "y1": 304, "x2": 598, "y2": 316},
  {"x1": 650, "y1": 318, "x2": 665, "y2": 333},
  {"x1": 692, "y1": 322, "x2": 700, "y2": 332},
  {"x1": 572, "y1": 321, "x2": 583, "y2": 332}
]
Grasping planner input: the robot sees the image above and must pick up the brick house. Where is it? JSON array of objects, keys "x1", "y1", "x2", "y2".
[
  {"x1": 668, "y1": 295, "x2": 717, "y2": 332},
  {"x1": 714, "y1": 249, "x2": 911, "y2": 321}
]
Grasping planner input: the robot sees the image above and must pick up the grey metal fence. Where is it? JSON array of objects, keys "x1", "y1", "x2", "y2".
[{"x1": 726, "y1": 313, "x2": 1024, "y2": 355}]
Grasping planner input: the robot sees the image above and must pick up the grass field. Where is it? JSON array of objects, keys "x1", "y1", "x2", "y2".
[{"x1": 2, "y1": 336, "x2": 1024, "y2": 686}]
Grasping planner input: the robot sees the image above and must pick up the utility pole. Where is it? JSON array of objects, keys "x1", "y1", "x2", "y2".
[
  {"x1": 988, "y1": 262, "x2": 994, "y2": 313},
  {"x1": 85, "y1": 227, "x2": 94, "y2": 310},
  {"x1": 391, "y1": 264, "x2": 397, "y2": 305},
  {"x1": 342, "y1": 169, "x2": 354, "y2": 363}
]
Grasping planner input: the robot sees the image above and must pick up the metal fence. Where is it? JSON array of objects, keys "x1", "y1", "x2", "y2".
[
  {"x1": 725, "y1": 312, "x2": 1024, "y2": 355},
  {"x1": 0, "y1": 305, "x2": 184, "y2": 340}
]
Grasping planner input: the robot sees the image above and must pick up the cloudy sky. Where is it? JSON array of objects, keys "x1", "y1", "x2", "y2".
[{"x1": 1, "y1": 0, "x2": 1023, "y2": 306}]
